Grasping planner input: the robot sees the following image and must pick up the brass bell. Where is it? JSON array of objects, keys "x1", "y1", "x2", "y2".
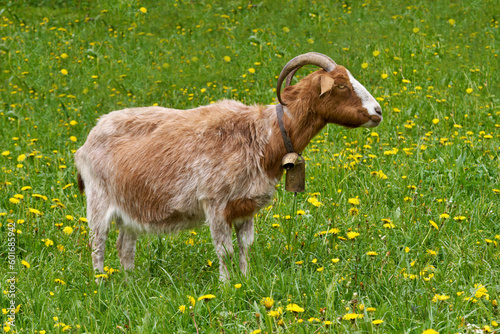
[{"x1": 281, "y1": 152, "x2": 299, "y2": 170}]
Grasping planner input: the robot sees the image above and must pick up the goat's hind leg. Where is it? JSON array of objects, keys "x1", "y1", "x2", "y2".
[
  {"x1": 235, "y1": 218, "x2": 254, "y2": 276},
  {"x1": 116, "y1": 223, "x2": 138, "y2": 271},
  {"x1": 86, "y1": 186, "x2": 111, "y2": 273}
]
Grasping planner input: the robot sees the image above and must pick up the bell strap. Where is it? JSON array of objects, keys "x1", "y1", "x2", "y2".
[{"x1": 276, "y1": 104, "x2": 295, "y2": 154}]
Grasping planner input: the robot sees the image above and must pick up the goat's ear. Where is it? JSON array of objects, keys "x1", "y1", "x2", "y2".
[{"x1": 319, "y1": 75, "x2": 335, "y2": 97}]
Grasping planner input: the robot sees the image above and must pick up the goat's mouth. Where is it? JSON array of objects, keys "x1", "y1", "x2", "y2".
[
  {"x1": 361, "y1": 118, "x2": 381, "y2": 128},
  {"x1": 358, "y1": 112, "x2": 382, "y2": 128},
  {"x1": 370, "y1": 114, "x2": 383, "y2": 123}
]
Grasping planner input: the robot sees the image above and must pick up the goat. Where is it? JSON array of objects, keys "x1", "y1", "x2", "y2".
[{"x1": 74, "y1": 52, "x2": 382, "y2": 282}]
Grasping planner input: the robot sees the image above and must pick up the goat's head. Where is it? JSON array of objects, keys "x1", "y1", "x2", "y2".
[{"x1": 277, "y1": 52, "x2": 382, "y2": 128}]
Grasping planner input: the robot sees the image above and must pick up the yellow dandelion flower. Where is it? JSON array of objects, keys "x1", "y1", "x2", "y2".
[
  {"x1": 308, "y1": 197, "x2": 318, "y2": 204},
  {"x1": 361, "y1": 62, "x2": 368, "y2": 69},
  {"x1": 61, "y1": 69, "x2": 68, "y2": 75},
  {"x1": 33, "y1": 194, "x2": 47, "y2": 201},
  {"x1": 474, "y1": 284, "x2": 489, "y2": 299},
  {"x1": 342, "y1": 313, "x2": 358, "y2": 320},
  {"x1": 223, "y1": 56, "x2": 231, "y2": 62},
  {"x1": 448, "y1": 19, "x2": 455, "y2": 25},
  {"x1": 432, "y1": 118, "x2": 439, "y2": 124},
  {"x1": 139, "y1": 7, "x2": 147, "y2": 13},
  {"x1": 373, "y1": 50, "x2": 380, "y2": 57},
  {"x1": 28, "y1": 208, "x2": 43, "y2": 215},
  {"x1": 248, "y1": 68, "x2": 255, "y2": 74},
  {"x1": 268, "y1": 307, "x2": 283, "y2": 317},
  {"x1": 21, "y1": 260, "x2": 30, "y2": 268},
  {"x1": 413, "y1": 27, "x2": 420, "y2": 33},
  {"x1": 429, "y1": 220, "x2": 439, "y2": 230},
  {"x1": 261, "y1": 297, "x2": 274, "y2": 309},
  {"x1": 197, "y1": 294, "x2": 215, "y2": 301},
  {"x1": 234, "y1": 284, "x2": 242, "y2": 289},
  {"x1": 348, "y1": 198, "x2": 360, "y2": 205},
  {"x1": 422, "y1": 330, "x2": 439, "y2": 334},
  {"x1": 432, "y1": 294, "x2": 450, "y2": 302},
  {"x1": 63, "y1": 226, "x2": 73, "y2": 235},
  {"x1": 1, "y1": 151, "x2": 10, "y2": 156},
  {"x1": 282, "y1": 27, "x2": 290, "y2": 32},
  {"x1": 331, "y1": 258, "x2": 340, "y2": 263},
  {"x1": 286, "y1": 303, "x2": 304, "y2": 313},
  {"x1": 179, "y1": 305, "x2": 186, "y2": 313},
  {"x1": 347, "y1": 231, "x2": 360, "y2": 239},
  {"x1": 381, "y1": 73, "x2": 388, "y2": 79},
  {"x1": 372, "y1": 319, "x2": 384, "y2": 325},
  {"x1": 70, "y1": 136, "x2": 77, "y2": 142},
  {"x1": 312, "y1": 200, "x2": 323, "y2": 207},
  {"x1": 366, "y1": 251, "x2": 378, "y2": 256},
  {"x1": 466, "y1": 88, "x2": 473, "y2": 94},
  {"x1": 439, "y1": 213, "x2": 450, "y2": 219}
]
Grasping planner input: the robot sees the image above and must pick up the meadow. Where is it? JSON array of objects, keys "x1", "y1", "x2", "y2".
[{"x1": 0, "y1": 0, "x2": 499, "y2": 332}]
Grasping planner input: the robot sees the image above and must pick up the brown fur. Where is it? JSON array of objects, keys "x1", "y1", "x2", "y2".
[{"x1": 224, "y1": 198, "x2": 258, "y2": 224}]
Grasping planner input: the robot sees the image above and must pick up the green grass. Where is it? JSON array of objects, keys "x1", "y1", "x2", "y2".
[{"x1": 0, "y1": 0, "x2": 499, "y2": 332}]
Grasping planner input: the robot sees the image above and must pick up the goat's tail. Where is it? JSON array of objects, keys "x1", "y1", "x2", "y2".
[{"x1": 77, "y1": 173, "x2": 85, "y2": 193}]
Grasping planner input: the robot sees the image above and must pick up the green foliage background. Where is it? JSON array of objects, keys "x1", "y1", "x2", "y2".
[{"x1": 0, "y1": 0, "x2": 499, "y2": 332}]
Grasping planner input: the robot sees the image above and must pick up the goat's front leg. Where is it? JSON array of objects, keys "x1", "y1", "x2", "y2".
[
  {"x1": 208, "y1": 212, "x2": 234, "y2": 282},
  {"x1": 235, "y1": 218, "x2": 254, "y2": 276}
]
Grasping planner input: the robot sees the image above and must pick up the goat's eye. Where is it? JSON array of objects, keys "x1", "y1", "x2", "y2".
[{"x1": 338, "y1": 84, "x2": 346, "y2": 89}]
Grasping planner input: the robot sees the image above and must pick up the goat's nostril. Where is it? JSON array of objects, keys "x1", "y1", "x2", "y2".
[{"x1": 375, "y1": 106, "x2": 382, "y2": 116}]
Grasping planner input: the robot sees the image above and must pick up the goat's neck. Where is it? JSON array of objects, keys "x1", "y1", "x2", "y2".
[
  {"x1": 264, "y1": 103, "x2": 326, "y2": 180},
  {"x1": 283, "y1": 103, "x2": 326, "y2": 153}
]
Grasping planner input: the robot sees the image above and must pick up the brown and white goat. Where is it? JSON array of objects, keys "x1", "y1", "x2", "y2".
[{"x1": 75, "y1": 53, "x2": 382, "y2": 281}]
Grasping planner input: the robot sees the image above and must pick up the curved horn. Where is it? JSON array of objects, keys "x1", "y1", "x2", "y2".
[
  {"x1": 277, "y1": 52, "x2": 337, "y2": 105},
  {"x1": 285, "y1": 68, "x2": 299, "y2": 87}
]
